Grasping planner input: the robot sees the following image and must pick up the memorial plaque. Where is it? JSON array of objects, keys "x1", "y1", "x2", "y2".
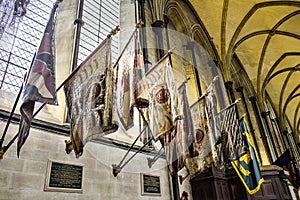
[
  {"x1": 44, "y1": 160, "x2": 83, "y2": 193},
  {"x1": 141, "y1": 173, "x2": 161, "y2": 196}
]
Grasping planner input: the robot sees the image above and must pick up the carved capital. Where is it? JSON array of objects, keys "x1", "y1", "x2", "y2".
[{"x1": 148, "y1": 0, "x2": 167, "y2": 23}]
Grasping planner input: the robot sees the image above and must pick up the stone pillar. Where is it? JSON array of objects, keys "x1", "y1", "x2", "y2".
[
  {"x1": 186, "y1": 41, "x2": 202, "y2": 97},
  {"x1": 137, "y1": 0, "x2": 149, "y2": 71},
  {"x1": 261, "y1": 111, "x2": 279, "y2": 159},
  {"x1": 70, "y1": 0, "x2": 84, "y2": 71},
  {"x1": 46, "y1": 0, "x2": 78, "y2": 123},
  {"x1": 249, "y1": 96, "x2": 272, "y2": 164},
  {"x1": 274, "y1": 117, "x2": 288, "y2": 150},
  {"x1": 236, "y1": 87, "x2": 262, "y2": 163},
  {"x1": 224, "y1": 81, "x2": 235, "y2": 104},
  {"x1": 268, "y1": 116, "x2": 283, "y2": 155},
  {"x1": 151, "y1": 20, "x2": 165, "y2": 59}
]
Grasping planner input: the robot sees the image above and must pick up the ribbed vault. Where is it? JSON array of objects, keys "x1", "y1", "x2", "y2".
[{"x1": 189, "y1": 0, "x2": 300, "y2": 137}]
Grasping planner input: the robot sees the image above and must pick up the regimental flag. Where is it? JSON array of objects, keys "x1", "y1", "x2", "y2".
[
  {"x1": 185, "y1": 95, "x2": 214, "y2": 177},
  {"x1": 203, "y1": 83, "x2": 219, "y2": 164},
  {"x1": 17, "y1": 1, "x2": 61, "y2": 157},
  {"x1": 64, "y1": 37, "x2": 118, "y2": 158},
  {"x1": 140, "y1": 54, "x2": 179, "y2": 139},
  {"x1": 0, "y1": 0, "x2": 29, "y2": 40},
  {"x1": 114, "y1": 30, "x2": 147, "y2": 131},
  {"x1": 160, "y1": 82, "x2": 194, "y2": 174},
  {"x1": 215, "y1": 103, "x2": 242, "y2": 168},
  {"x1": 273, "y1": 149, "x2": 300, "y2": 190},
  {"x1": 231, "y1": 118, "x2": 264, "y2": 195}
]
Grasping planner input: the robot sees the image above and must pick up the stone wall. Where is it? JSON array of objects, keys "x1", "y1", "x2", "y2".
[{"x1": 0, "y1": 120, "x2": 172, "y2": 200}]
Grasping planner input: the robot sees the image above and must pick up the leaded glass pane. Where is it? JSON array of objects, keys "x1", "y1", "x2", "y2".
[{"x1": 0, "y1": 0, "x2": 55, "y2": 94}]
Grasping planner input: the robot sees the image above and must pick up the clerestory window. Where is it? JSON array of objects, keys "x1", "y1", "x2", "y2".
[
  {"x1": 0, "y1": 0, "x2": 119, "y2": 95},
  {"x1": 0, "y1": 0, "x2": 56, "y2": 94}
]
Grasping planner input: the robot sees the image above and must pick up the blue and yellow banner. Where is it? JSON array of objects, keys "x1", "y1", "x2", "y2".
[{"x1": 231, "y1": 118, "x2": 264, "y2": 195}]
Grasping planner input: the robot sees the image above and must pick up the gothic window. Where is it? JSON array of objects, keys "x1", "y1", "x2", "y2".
[
  {"x1": 0, "y1": 0, "x2": 55, "y2": 94},
  {"x1": 78, "y1": 0, "x2": 119, "y2": 64}
]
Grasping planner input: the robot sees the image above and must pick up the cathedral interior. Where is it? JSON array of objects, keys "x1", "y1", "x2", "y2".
[{"x1": 0, "y1": 0, "x2": 299, "y2": 199}]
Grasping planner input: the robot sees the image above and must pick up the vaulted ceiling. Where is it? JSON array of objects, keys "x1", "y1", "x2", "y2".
[{"x1": 189, "y1": 0, "x2": 300, "y2": 136}]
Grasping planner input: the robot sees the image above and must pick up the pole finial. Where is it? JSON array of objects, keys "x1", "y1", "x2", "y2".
[
  {"x1": 135, "y1": 20, "x2": 144, "y2": 28},
  {"x1": 0, "y1": 149, "x2": 5, "y2": 159},
  {"x1": 112, "y1": 164, "x2": 121, "y2": 177},
  {"x1": 108, "y1": 25, "x2": 120, "y2": 37}
]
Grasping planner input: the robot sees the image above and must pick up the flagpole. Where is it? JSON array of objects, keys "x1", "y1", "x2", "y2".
[
  {"x1": 147, "y1": 146, "x2": 164, "y2": 168},
  {"x1": 112, "y1": 107, "x2": 157, "y2": 177},
  {"x1": 0, "y1": 76, "x2": 24, "y2": 149},
  {"x1": 112, "y1": 20, "x2": 143, "y2": 70},
  {"x1": 0, "y1": 50, "x2": 37, "y2": 156}
]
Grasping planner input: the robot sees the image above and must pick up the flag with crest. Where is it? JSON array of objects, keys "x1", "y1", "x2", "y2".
[
  {"x1": 138, "y1": 54, "x2": 179, "y2": 139},
  {"x1": 185, "y1": 96, "x2": 214, "y2": 176},
  {"x1": 231, "y1": 117, "x2": 264, "y2": 194},
  {"x1": 17, "y1": 1, "x2": 61, "y2": 157},
  {"x1": 64, "y1": 36, "x2": 118, "y2": 158}
]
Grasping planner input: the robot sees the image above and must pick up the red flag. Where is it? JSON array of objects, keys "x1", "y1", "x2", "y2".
[{"x1": 17, "y1": 1, "x2": 61, "y2": 157}]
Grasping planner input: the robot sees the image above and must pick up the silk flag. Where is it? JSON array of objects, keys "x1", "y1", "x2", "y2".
[
  {"x1": 64, "y1": 37, "x2": 118, "y2": 158},
  {"x1": 203, "y1": 83, "x2": 219, "y2": 165},
  {"x1": 140, "y1": 54, "x2": 179, "y2": 139},
  {"x1": 114, "y1": 30, "x2": 146, "y2": 130},
  {"x1": 160, "y1": 82, "x2": 194, "y2": 174},
  {"x1": 231, "y1": 118, "x2": 264, "y2": 194},
  {"x1": 215, "y1": 103, "x2": 241, "y2": 168},
  {"x1": 185, "y1": 95, "x2": 214, "y2": 176},
  {"x1": 17, "y1": 1, "x2": 61, "y2": 157}
]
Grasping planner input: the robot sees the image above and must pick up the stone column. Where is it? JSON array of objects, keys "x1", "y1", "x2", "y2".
[
  {"x1": 186, "y1": 41, "x2": 202, "y2": 97},
  {"x1": 151, "y1": 20, "x2": 165, "y2": 59},
  {"x1": 224, "y1": 81, "x2": 235, "y2": 104},
  {"x1": 236, "y1": 86, "x2": 262, "y2": 163},
  {"x1": 46, "y1": 0, "x2": 78, "y2": 123},
  {"x1": 249, "y1": 96, "x2": 272, "y2": 163},
  {"x1": 261, "y1": 111, "x2": 279, "y2": 159}
]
